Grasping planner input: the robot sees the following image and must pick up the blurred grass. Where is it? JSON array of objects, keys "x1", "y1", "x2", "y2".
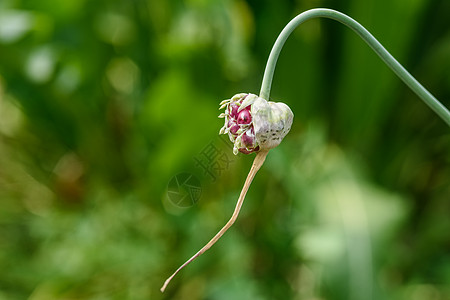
[{"x1": 0, "y1": 0, "x2": 449, "y2": 299}]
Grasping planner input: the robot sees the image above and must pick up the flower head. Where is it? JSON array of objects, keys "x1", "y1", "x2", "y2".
[{"x1": 219, "y1": 93, "x2": 294, "y2": 155}]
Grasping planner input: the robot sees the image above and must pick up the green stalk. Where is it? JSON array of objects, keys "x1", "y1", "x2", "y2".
[{"x1": 259, "y1": 8, "x2": 450, "y2": 126}]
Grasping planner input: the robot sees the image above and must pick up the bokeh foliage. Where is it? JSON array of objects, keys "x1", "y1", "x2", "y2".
[{"x1": 0, "y1": 0, "x2": 449, "y2": 299}]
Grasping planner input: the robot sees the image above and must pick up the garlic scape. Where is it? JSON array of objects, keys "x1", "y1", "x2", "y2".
[{"x1": 161, "y1": 6, "x2": 450, "y2": 293}]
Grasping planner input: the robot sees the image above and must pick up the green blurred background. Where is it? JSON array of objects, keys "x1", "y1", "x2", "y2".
[{"x1": 0, "y1": 0, "x2": 449, "y2": 299}]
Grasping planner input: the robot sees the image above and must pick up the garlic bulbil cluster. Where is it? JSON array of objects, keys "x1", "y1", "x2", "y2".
[{"x1": 219, "y1": 93, "x2": 294, "y2": 155}]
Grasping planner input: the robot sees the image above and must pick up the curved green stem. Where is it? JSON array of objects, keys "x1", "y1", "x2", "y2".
[{"x1": 259, "y1": 8, "x2": 450, "y2": 126}]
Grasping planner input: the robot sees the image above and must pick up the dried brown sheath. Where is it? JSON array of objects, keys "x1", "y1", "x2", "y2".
[{"x1": 161, "y1": 150, "x2": 269, "y2": 292}]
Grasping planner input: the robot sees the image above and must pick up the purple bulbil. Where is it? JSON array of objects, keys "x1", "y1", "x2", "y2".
[{"x1": 219, "y1": 94, "x2": 259, "y2": 155}]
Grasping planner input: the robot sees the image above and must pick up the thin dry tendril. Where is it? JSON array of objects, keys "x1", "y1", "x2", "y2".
[{"x1": 160, "y1": 150, "x2": 269, "y2": 292}]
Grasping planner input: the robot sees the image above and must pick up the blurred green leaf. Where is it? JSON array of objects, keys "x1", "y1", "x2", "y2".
[{"x1": 0, "y1": 0, "x2": 449, "y2": 299}]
